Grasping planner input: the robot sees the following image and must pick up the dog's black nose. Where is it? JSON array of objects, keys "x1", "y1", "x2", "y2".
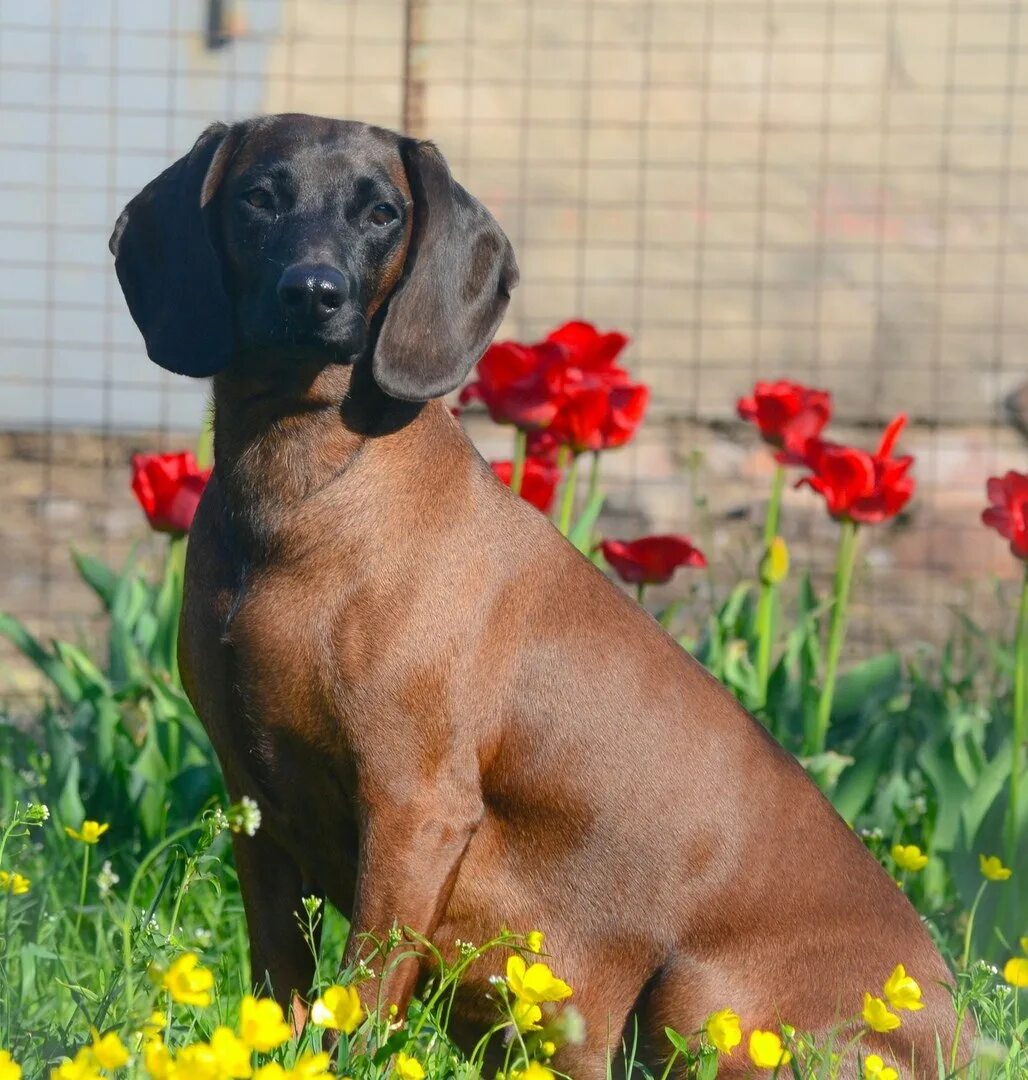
[{"x1": 277, "y1": 264, "x2": 349, "y2": 324}]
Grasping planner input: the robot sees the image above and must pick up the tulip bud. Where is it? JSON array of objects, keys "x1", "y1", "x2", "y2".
[{"x1": 760, "y1": 536, "x2": 789, "y2": 585}]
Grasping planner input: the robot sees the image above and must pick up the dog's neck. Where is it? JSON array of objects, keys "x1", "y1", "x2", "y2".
[{"x1": 211, "y1": 357, "x2": 437, "y2": 559}]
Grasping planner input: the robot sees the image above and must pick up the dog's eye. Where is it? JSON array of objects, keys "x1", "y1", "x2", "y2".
[
  {"x1": 369, "y1": 203, "x2": 398, "y2": 227},
  {"x1": 242, "y1": 188, "x2": 274, "y2": 211}
]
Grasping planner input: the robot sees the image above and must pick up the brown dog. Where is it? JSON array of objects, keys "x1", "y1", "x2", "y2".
[{"x1": 110, "y1": 114, "x2": 958, "y2": 1077}]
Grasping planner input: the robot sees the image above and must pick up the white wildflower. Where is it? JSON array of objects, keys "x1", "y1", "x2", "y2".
[
  {"x1": 228, "y1": 796, "x2": 261, "y2": 837},
  {"x1": 96, "y1": 859, "x2": 119, "y2": 899}
]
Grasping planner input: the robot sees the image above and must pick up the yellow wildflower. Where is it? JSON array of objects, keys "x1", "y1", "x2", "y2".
[
  {"x1": 0, "y1": 871, "x2": 29, "y2": 896},
  {"x1": 64, "y1": 821, "x2": 109, "y2": 845},
  {"x1": 883, "y1": 965, "x2": 924, "y2": 1012},
  {"x1": 891, "y1": 844, "x2": 928, "y2": 872},
  {"x1": 525, "y1": 930, "x2": 545, "y2": 953},
  {"x1": 142, "y1": 1039, "x2": 173, "y2": 1080},
  {"x1": 864, "y1": 1054, "x2": 899, "y2": 1080},
  {"x1": 49, "y1": 1048, "x2": 100, "y2": 1080},
  {"x1": 863, "y1": 993, "x2": 901, "y2": 1033},
  {"x1": 162, "y1": 953, "x2": 214, "y2": 1007},
  {"x1": 393, "y1": 1053, "x2": 425, "y2": 1080},
  {"x1": 291, "y1": 1052, "x2": 333, "y2": 1080},
  {"x1": 506, "y1": 956, "x2": 573, "y2": 1004},
  {"x1": 979, "y1": 854, "x2": 1012, "y2": 882},
  {"x1": 0, "y1": 1050, "x2": 22, "y2": 1080},
  {"x1": 540, "y1": 1041, "x2": 556, "y2": 1058},
  {"x1": 209, "y1": 1027, "x2": 252, "y2": 1078},
  {"x1": 310, "y1": 984, "x2": 363, "y2": 1034},
  {"x1": 176, "y1": 1042, "x2": 227, "y2": 1080},
  {"x1": 89, "y1": 1029, "x2": 129, "y2": 1070},
  {"x1": 252, "y1": 1067, "x2": 287, "y2": 1080},
  {"x1": 141, "y1": 1011, "x2": 166, "y2": 1040},
  {"x1": 1003, "y1": 957, "x2": 1028, "y2": 988},
  {"x1": 512, "y1": 1066, "x2": 554, "y2": 1080},
  {"x1": 748, "y1": 1030, "x2": 792, "y2": 1070},
  {"x1": 138, "y1": 1006, "x2": 166, "y2": 1041},
  {"x1": 239, "y1": 995, "x2": 290, "y2": 1052},
  {"x1": 704, "y1": 1008, "x2": 742, "y2": 1054},
  {"x1": 511, "y1": 999, "x2": 543, "y2": 1032}
]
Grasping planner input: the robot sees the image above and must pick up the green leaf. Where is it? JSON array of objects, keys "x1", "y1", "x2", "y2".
[
  {"x1": 802, "y1": 750, "x2": 855, "y2": 792},
  {"x1": 44, "y1": 717, "x2": 86, "y2": 830},
  {"x1": 722, "y1": 642, "x2": 759, "y2": 708},
  {"x1": 831, "y1": 653, "x2": 902, "y2": 724},
  {"x1": 0, "y1": 612, "x2": 83, "y2": 703},
  {"x1": 171, "y1": 763, "x2": 222, "y2": 819},
  {"x1": 697, "y1": 1052, "x2": 719, "y2": 1080},
  {"x1": 52, "y1": 641, "x2": 110, "y2": 698},
  {"x1": 71, "y1": 550, "x2": 122, "y2": 610},
  {"x1": 960, "y1": 740, "x2": 1011, "y2": 848},
  {"x1": 372, "y1": 1029, "x2": 410, "y2": 1066},
  {"x1": 917, "y1": 737, "x2": 969, "y2": 852},
  {"x1": 150, "y1": 683, "x2": 209, "y2": 754},
  {"x1": 108, "y1": 571, "x2": 152, "y2": 685},
  {"x1": 129, "y1": 728, "x2": 172, "y2": 841},
  {"x1": 664, "y1": 1027, "x2": 691, "y2": 1057},
  {"x1": 720, "y1": 582, "x2": 754, "y2": 632},
  {"x1": 831, "y1": 723, "x2": 894, "y2": 822}
]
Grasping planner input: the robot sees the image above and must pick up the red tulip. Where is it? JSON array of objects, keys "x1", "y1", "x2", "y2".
[
  {"x1": 461, "y1": 322, "x2": 647, "y2": 452},
  {"x1": 545, "y1": 320, "x2": 629, "y2": 373},
  {"x1": 982, "y1": 471, "x2": 1028, "y2": 560},
  {"x1": 547, "y1": 381, "x2": 649, "y2": 454},
  {"x1": 491, "y1": 457, "x2": 560, "y2": 513},
  {"x1": 526, "y1": 428, "x2": 561, "y2": 463},
  {"x1": 737, "y1": 379, "x2": 832, "y2": 465},
  {"x1": 131, "y1": 451, "x2": 211, "y2": 536},
  {"x1": 797, "y1": 414, "x2": 914, "y2": 524},
  {"x1": 459, "y1": 340, "x2": 564, "y2": 429},
  {"x1": 600, "y1": 535, "x2": 707, "y2": 586}
]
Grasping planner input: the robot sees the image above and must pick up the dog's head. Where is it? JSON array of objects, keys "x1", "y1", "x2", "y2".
[{"x1": 109, "y1": 114, "x2": 518, "y2": 401}]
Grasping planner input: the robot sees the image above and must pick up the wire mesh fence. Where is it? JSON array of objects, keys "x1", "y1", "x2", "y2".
[{"x1": 1, "y1": 0, "x2": 1026, "y2": 697}]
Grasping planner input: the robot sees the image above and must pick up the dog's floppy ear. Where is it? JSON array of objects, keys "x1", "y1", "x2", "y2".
[
  {"x1": 109, "y1": 122, "x2": 241, "y2": 378},
  {"x1": 372, "y1": 140, "x2": 519, "y2": 402}
]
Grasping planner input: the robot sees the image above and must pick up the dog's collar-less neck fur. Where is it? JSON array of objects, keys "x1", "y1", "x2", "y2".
[{"x1": 210, "y1": 353, "x2": 453, "y2": 561}]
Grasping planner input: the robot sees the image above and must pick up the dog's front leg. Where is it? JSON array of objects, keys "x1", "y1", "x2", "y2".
[
  {"x1": 232, "y1": 826, "x2": 321, "y2": 1034},
  {"x1": 344, "y1": 774, "x2": 483, "y2": 1014}
]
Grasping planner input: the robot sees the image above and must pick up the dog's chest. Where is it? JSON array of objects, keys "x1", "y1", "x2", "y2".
[
  {"x1": 223, "y1": 564, "x2": 352, "y2": 751},
  {"x1": 190, "y1": 556, "x2": 360, "y2": 869}
]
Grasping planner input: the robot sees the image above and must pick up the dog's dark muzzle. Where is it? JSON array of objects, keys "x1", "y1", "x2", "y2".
[{"x1": 277, "y1": 263, "x2": 356, "y2": 327}]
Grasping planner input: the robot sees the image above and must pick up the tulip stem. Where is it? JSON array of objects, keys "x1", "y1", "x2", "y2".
[
  {"x1": 510, "y1": 428, "x2": 528, "y2": 497},
  {"x1": 1008, "y1": 565, "x2": 1028, "y2": 863},
  {"x1": 808, "y1": 518, "x2": 859, "y2": 758},
  {"x1": 755, "y1": 463, "x2": 786, "y2": 711},
  {"x1": 587, "y1": 451, "x2": 602, "y2": 505},
  {"x1": 558, "y1": 453, "x2": 580, "y2": 536},
  {"x1": 636, "y1": 583, "x2": 646, "y2": 606}
]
